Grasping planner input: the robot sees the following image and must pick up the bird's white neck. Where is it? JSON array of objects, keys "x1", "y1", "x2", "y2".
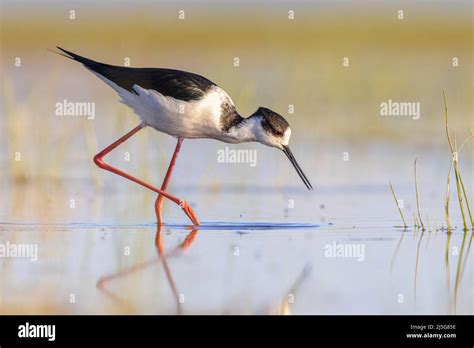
[{"x1": 225, "y1": 116, "x2": 262, "y2": 144}]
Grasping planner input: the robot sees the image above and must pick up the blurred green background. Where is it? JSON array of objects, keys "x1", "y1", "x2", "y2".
[
  {"x1": 0, "y1": 0, "x2": 472, "y2": 222},
  {"x1": 1, "y1": 0, "x2": 473, "y2": 220}
]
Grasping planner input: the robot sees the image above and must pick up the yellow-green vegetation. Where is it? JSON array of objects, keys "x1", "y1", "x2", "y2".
[
  {"x1": 389, "y1": 181, "x2": 407, "y2": 228},
  {"x1": 445, "y1": 161, "x2": 453, "y2": 231},
  {"x1": 443, "y1": 91, "x2": 473, "y2": 231},
  {"x1": 414, "y1": 157, "x2": 425, "y2": 231},
  {"x1": 390, "y1": 93, "x2": 473, "y2": 231}
]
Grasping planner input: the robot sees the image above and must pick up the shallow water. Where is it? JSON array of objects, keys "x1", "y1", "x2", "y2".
[
  {"x1": 0, "y1": 141, "x2": 472, "y2": 314},
  {"x1": 0, "y1": 220, "x2": 471, "y2": 315}
]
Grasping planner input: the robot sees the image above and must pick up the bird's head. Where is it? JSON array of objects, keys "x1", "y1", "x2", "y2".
[{"x1": 250, "y1": 107, "x2": 313, "y2": 190}]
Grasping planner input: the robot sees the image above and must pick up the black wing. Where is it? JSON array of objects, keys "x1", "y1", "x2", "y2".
[{"x1": 56, "y1": 47, "x2": 216, "y2": 102}]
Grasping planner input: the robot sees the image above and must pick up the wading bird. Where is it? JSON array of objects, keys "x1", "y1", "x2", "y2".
[{"x1": 55, "y1": 47, "x2": 312, "y2": 226}]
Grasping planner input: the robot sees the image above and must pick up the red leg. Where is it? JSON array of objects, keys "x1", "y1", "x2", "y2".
[
  {"x1": 93, "y1": 124, "x2": 199, "y2": 225},
  {"x1": 155, "y1": 138, "x2": 185, "y2": 225}
]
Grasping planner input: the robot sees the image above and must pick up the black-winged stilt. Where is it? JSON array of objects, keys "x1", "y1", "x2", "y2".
[{"x1": 55, "y1": 47, "x2": 312, "y2": 226}]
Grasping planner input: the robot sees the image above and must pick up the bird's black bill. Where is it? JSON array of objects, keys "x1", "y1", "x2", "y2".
[{"x1": 282, "y1": 146, "x2": 313, "y2": 190}]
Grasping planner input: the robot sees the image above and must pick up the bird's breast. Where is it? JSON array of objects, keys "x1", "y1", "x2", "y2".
[
  {"x1": 128, "y1": 85, "x2": 234, "y2": 140},
  {"x1": 83, "y1": 67, "x2": 234, "y2": 140}
]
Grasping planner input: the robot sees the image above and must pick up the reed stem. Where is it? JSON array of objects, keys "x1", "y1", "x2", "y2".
[
  {"x1": 414, "y1": 157, "x2": 425, "y2": 231},
  {"x1": 389, "y1": 181, "x2": 407, "y2": 228},
  {"x1": 443, "y1": 91, "x2": 469, "y2": 231}
]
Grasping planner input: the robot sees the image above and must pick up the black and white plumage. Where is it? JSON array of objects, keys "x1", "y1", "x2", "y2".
[{"x1": 56, "y1": 47, "x2": 312, "y2": 190}]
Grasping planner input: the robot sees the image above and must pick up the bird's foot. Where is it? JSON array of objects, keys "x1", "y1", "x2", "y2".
[{"x1": 179, "y1": 200, "x2": 200, "y2": 226}]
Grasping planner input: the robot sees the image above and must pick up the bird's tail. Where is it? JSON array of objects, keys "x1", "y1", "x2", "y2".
[{"x1": 52, "y1": 46, "x2": 144, "y2": 117}]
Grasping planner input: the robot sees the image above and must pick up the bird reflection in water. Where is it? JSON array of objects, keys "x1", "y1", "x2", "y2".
[{"x1": 97, "y1": 224, "x2": 199, "y2": 315}]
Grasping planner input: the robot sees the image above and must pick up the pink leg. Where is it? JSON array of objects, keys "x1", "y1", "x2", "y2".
[
  {"x1": 93, "y1": 125, "x2": 199, "y2": 225},
  {"x1": 155, "y1": 138, "x2": 185, "y2": 225}
]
